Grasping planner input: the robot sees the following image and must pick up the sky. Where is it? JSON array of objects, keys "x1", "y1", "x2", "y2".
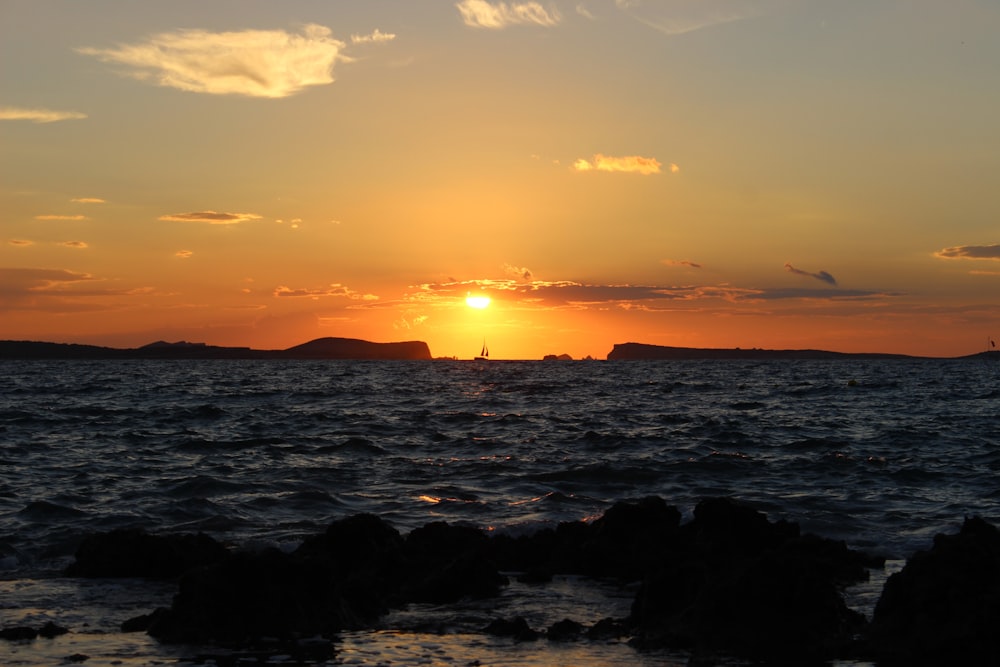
[{"x1": 2, "y1": 0, "x2": 998, "y2": 360}]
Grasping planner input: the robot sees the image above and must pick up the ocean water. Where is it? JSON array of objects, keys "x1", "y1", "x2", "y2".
[{"x1": 1, "y1": 358, "x2": 998, "y2": 665}]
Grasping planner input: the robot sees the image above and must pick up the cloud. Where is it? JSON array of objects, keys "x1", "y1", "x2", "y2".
[
  {"x1": 663, "y1": 259, "x2": 702, "y2": 269},
  {"x1": 8, "y1": 240, "x2": 34, "y2": 247},
  {"x1": 457, "y1": 0, "x2": 561, "y2": 28},
  {"x1": 175, "y1": 250, "x2": 193, "y2": 259},
  {"x1": 502, "y1": 263, "x2": 534, "y2": 281},
  {"x1": 934, "y1": 244, "x2": 1000, "y2": 260},
  {"x1": 0, "y1": 268, "x2": 93, "y2": 299},
  {"x1": 274, "y1": 283, "x2": 379, "y2": 301},
  {"x1": 573, "y1": 153, "x2": 662, "y2": 175},
  {"x1": 59, "y1": 241, "x2": 89, "y2": 249},
  {"x1": 35, "y1": 214, "x2": 88, "y2": 221},
  {"x1": 71, "y1": 197, "x2": 105, "y2": 204},
  {"x1": 615, "y1": 0, "x2": 774, "y2": 36},
  {"x1": 351, "y1": 29, "x2": 396, "y2": 44},
  {"x1": 159, "y1": 211, "x2": 261, "y2": 225},
  {"x1": 576, "y1": 4, "x2": 597, "y2": 20},
  {"x1": 78, "y1": 24, "x2": 346, "y2": 98},
  {"x1": 407, "y1": 276, "x2": 886, "y2": 312},
  {"x1": 0, "y1": 106, "x2": 87, "y2": 123},
  {"x1": 784, "y1": 262, "x2": 837, "y2": 286}
]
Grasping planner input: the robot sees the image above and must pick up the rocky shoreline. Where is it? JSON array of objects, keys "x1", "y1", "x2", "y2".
[{"x1": 5, "y1": 496, "x2": 998, "y2": 665}]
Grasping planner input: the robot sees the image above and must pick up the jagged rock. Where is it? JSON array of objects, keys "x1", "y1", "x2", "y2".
[
  {"x1": 66, "y1": 528, "x2": 227, "y2": 578},
  {"x1": 483, "y1": 617, "x2": 539, "y2": 641},
  {"x1": 0, "y1": 626, "x2": 38, "y2": 641},
  {"x1": 631, "y1": 497, "x2": 872, "y2": 663},
  {"x1": 865, "y1": 516, "x2": 1000, "y2": 664},
  {"x1": 547, "y1": 618, "x2": 584, "y2": 641}
]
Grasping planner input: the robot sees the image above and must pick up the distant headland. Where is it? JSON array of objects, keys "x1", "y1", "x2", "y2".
[
  {"x1": 607, "y1": 342, "x2": 995, "y2": 361},
  {"x1": 0, "y1": 337, "x2": 432, "y2": 361}
]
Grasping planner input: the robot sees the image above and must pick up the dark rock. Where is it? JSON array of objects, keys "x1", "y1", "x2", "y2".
[
  {"x1": 587, "y1": 617, "x2": 630, "y2": 640},
  {"x1": 0, "y1": 626, "x2": 38, "y2": 641},
  {"x1": 38, "y1": 621, "x2": 69, "y2": 638},
  {"x1": 65, "y1": 654, "x2": 89, "y2": 663},
  {"x1": 148, "y1": 547, "x2": 351, "y2": 643},
  {"x1": 66, "y1": 528, "x2": 227, "y2": 578},
  {"x1": 580, "y1": 496, "x2": 681, "y2": 579},
  {"x1": 631, "y1": 497, "x2": 871, "y2": 662},
  {"x1": 865, "y1": 516, "x2": 1000, "y2": 664},
  {"x1": 404, "y1": 522, "x2": 507, "y2": 603},
  {"x1": 483, "y1": 617, "x2": 539, "y2": 641},
  {"x1": 547, "y1": 618, "x2": 584, "y2": 641}
]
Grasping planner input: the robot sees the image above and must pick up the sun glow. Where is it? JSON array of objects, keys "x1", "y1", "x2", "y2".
[{"x1": 466, "y1": 294, "x2": 491, "y2": 309}]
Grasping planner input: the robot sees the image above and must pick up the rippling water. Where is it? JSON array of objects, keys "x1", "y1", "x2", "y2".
[{"x1": 2, "y1": 358, "x2": 998, "y2": 664}]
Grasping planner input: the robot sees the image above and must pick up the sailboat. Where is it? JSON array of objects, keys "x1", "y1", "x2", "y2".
[{"x1": 475, "y1": 339, "x2": 489, "y2": 361}]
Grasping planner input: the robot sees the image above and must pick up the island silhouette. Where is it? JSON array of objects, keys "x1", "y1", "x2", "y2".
[{"x1": 1, "y1": 338, "x2": 995, "y2": 360}]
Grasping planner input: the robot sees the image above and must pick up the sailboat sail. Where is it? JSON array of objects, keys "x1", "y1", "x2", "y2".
[{"x1": 476, "y1": 339, "x2": 489, "y2": 360}]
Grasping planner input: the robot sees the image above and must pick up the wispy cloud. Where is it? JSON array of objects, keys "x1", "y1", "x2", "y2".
[
  {"x1": 0, "y1": 268, "x2": 93, "y2": 300},
  {"x1": 502, "y1": 263, "x2": 534, "y2": 281},
  {"x1": 0, "y1": 106, "x2": 87, "y2": 123},
  {"x1": 351, "y1": 29, "x2": 396, "y2": 44},
  {"x1": 8, "y1": 239, "x2": 34, "y2": 247},
  {"x1": 663, "y1": 259, "x2": 703, "y2": 269},
  {"x1": 573, "y1": 154, "x2": 663, "y2": 175},
  {"x1": 159, "y1": 211, "x2": 261, "y2": 225},
  {"x1": 71, "y1": 197, "x2": 105, "y2": 204},
  {"x1": 784, "y1": 262, "x2": 837, "y2": 286},
  {"x1": 935, "y1": 244, "x2": 1000, "y2": 260},
  {"x1": 59, "y1": 241, "x2": 89, "y2": 249},
  {"x1": 615, "y1": 0, "x2": 773, "y2": 36},
  {"x1": 35, "y1": 214, "x2": 88, "y2": 221},
  {"x1": 457, "y1": 0, "x2": 561, "y2": 28},
  {"x1": 576, "y1": 4, "x2": 597, "y2": 20},
  {"x1": 274, "y1": 284, "x2": 378, "y2": 301},
  {"x1": 79, "y1": 24, "x2": 346, "y2": 98},
  {"x1": 407, "y1": 277, "x2": 883, "y2": 310},
  {"x1": 175, "y1": 250, "x2": 193, "y2": 259}
]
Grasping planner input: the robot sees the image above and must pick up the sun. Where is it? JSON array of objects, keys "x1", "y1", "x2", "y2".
[{"x1": 466, "y1": 294, "x2": 491, "y2": 309}]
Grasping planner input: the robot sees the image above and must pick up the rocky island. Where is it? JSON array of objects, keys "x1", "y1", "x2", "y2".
[
  {"x1": 0, "y1": 337, "x2": 432, "y2": 361},
  {"x1": 608, "y1": 342, "x2": 921, "y2": 361}
]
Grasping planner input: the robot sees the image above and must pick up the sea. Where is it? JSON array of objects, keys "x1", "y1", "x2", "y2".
[{"x1": 1, "y1": 357, "x2": 998, "y2": 666}]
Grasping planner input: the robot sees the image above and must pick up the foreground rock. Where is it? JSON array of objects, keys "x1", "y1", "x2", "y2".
[
  {"x1": 65, "y1": 498, "x2": 1000, "y2": 663},
  {"x1": 864, "y1": 516, "x2": 1000, "y2": 664},
  {"x1": 119, "y1": 514, "x2": 506, "y2": 644}
]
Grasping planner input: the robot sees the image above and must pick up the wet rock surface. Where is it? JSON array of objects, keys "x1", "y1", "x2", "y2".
[
  {"x1": 864, "y1": 515, "x2": 1000, "y2": 664},
  {"x1": 52, "y1": 496, "x2": 1000, "y2": 664}
]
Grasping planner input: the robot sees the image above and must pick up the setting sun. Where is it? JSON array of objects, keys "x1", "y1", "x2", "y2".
[{"x1": 466, "y1": 294, "x2": 491, "y2": 309}]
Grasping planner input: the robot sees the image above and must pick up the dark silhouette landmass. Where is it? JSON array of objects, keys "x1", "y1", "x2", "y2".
[
  {"x1": 606, "y1": 342, "x2": 996, "y2": 361},
  {"x1": 48, "y1": 497, "x2": 1000, "y2": 664},
  {"x1": 0, "y1": 337, "x2": 431, "y2": 360}
]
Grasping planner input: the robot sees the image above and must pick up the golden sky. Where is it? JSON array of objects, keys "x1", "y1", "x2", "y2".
[{"x1": 2, "y1": 0, "x2": 998, "y2": 359}]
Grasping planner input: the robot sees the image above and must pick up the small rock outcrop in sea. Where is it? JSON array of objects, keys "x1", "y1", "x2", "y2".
[{"x1": 863, "y1": 516, "x2": 1000, "y2": 664}]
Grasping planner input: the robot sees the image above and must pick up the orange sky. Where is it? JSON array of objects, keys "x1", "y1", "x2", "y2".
[{"x1": 2, "y1": 1, "x2": 998, "y2": 359}]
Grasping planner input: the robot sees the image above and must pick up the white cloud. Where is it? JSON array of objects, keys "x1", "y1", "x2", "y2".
[
  {"x1": 457, "y1": 0, "x2": 560, "y2": 28},
  {"x1": 616, "y1": 0, "x2": 776, "y2": 36},
  {"x1": 79, "y1": 24, "x2": 346, "y2": 98},
  {"x1": 573, "y1": 153, "x2": 662, "y2": 175},
  {"x1": 351, "y1": 29, "x2": 396, "y2": 44},
  {"x1": 0, "y1": 107, "x2": 87, "y2": 123}
]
